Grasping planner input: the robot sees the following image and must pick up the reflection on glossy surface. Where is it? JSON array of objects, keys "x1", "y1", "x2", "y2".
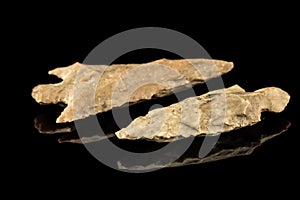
[
  {"x1": 34, "y1": 110, "x2": 290, "y2": 170},
  {"x1": 117, "y1": 116, "x2": 290, "y2": 170},
  {"x1": 34, "y1": 112, "x2": 74, "y2": 134}
]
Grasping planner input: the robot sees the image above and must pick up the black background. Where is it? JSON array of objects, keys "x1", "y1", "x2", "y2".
[{"x1": 5, "y1": 3, "x2": 299, "y2": 197}]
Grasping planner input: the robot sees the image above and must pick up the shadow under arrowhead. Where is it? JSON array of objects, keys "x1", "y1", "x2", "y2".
[
  {"x1": 34, "y1": 109, "x2": 291, "y2": 170},
  {"x1": 117, "y1": 116, "x2": 291, "y2": 170},
  {"x1": 34, "y1": 111, "x2": 75, "y2": 134}
]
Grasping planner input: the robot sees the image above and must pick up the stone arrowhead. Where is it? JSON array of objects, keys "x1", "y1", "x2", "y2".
[
  {"x1": 32, "y1": 58, "x2": 233, "y2": 123},
  {"x1": 116, "y1": 85, "x2": 290, "y2": 141}
]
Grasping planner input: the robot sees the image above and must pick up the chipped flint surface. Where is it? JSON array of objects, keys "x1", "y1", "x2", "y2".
[
  {"x1": 115, "y1": 85, "x2": 290, "y2": 142},
  {"x1": 31, "y1": 59, "x2": 233, "y2": 123}
]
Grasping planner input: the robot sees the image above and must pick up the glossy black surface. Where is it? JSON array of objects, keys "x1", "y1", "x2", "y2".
[
  {"x1": 8, "y1": 11, "x2": 298, "y2": 195},
  {"x1": 34, "y1": 106, "x2": 291, "y2": 170}
]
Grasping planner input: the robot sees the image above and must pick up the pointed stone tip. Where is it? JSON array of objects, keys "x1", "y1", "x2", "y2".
[
  {"x1": 216, "y1": 60, "x2": 234, "y2": 73},
  {"x1": 56, "y1": 117, "x2": 64, "y2": 123}
]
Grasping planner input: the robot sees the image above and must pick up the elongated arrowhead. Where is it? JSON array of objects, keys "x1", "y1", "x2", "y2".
[
  {"x1": 115, "y1": 85, "x2": 290, "y2": 142},
  {"x1": 32, "y1": 58, "x2": 233, "y2": 123}
]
